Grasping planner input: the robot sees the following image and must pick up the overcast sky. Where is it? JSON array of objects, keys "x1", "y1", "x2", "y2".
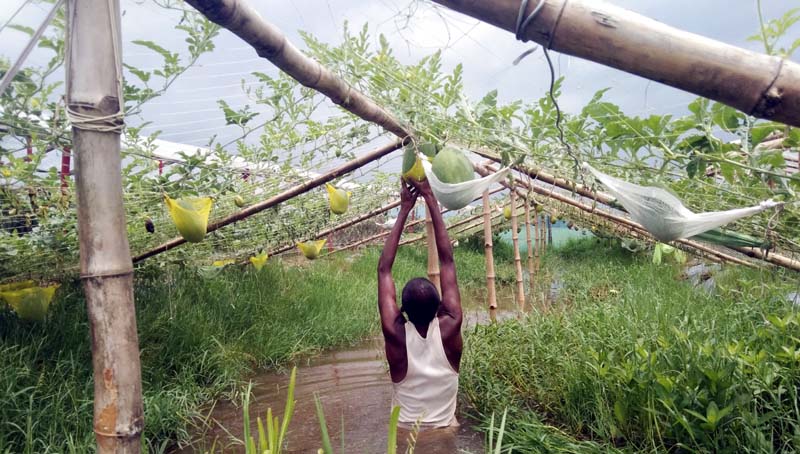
[{"x1": 1, "y1": 0, "x2": 795, "y2": 149}]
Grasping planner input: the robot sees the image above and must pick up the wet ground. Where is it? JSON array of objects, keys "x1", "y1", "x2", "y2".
[{"x1": 175, "y1": 291, "x2": 518, "y2": 454}]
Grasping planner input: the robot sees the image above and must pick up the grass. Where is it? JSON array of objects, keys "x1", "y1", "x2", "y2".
[
  {"x1": 460, "y1": 238, "x2": 800, "y2": 453},
  {"x1": 0, "y1": 244, "x2": 496, "y2": 453}
]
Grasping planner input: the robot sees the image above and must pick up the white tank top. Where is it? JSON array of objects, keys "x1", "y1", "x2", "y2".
[{"x1": 391, "y1": 317, "x2": 459, "y2": 429}]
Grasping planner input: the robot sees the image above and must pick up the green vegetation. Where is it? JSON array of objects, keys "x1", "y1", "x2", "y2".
[
  {"x1": 461, "y1": 238, "x2": 800, "y2": 453},
  {"x1": 0, "y1": 246, "x2": 491, "y2": 453}
]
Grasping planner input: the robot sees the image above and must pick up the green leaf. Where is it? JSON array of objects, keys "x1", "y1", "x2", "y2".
[{"x1": 8, "y1": 25, "x2": 34, "y2": 36}]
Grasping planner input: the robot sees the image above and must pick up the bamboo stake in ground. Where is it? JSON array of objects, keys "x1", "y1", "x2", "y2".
[
  {"x1": 185, "y1": 0, "x2": 411, "y2": 139},
  {"x1": 66, "y1": 0, "x2": 143, "y2": 451},
  {"x1": 533, "y1": 207, "x2": 540, "y2": 273},
  {"x1": 524, "y1": 199, "x2": 534, "y2": 290},
  {"x1": 510, "y1": 190, "x2": 525, "y2": 311},
  {"x1": 425, "y1": 203, "x2": 441, "y2": 295},
  {"x1": 431, "y1": 0, "x2": 800, "y2": 127},
  {"x1": 482, "y1": 190, "x2": 497, "y2": 320}
]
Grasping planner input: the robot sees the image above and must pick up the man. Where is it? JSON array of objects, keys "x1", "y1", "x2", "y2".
[{"x1": 377, "y1": 178, "x2": 463, "y2": 429}]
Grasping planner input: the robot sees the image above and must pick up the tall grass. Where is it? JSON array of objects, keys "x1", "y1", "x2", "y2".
[
  {"x1": 0, "y1": 245, "x2": 493, "y2": 453},
  {"x1": 461, "y1": 238, "x2": 800, "y2": 453}
]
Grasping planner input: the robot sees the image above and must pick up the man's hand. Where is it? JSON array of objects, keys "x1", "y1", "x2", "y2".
[
  {"x1": 409, "y1": 178, "x2": 434, "y2": 200},
  {"x1": 400, "y1": 180, "x2": 419, "y2": 210}
]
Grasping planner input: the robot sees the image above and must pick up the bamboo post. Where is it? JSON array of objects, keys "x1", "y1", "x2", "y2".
[
  {"x1": 185, "y1": 0, "x2": 411, "y2": 139},
  {"x1": 482, "y1": 190, "x2": 497, "y2": 320},
  {"x1": 510, "y1": 189, "x2": 525, "y2": 311},
  {"x1": 66, "y1": 0, "x2": 143, "y2": 451},
  {"x1": 431, "y1": 0, "x2": 800, "y2": 127},
  {"x1": 533, "y1": 207, "x2": 540, "y2": 272},
  {"x1": 425, "y1": 203, "x2": 441, "y2": 295},
  {"x1": 133, "y1": 141, "x2": 402, "y2": 263},
  {"x1": 547, "y1": 215, "x2": 553, "y2": 245},
  {"x1": 524, "y1": 198, "x2": 534, "y2": 288}
]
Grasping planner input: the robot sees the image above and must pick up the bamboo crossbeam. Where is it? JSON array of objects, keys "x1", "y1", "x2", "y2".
[
  {"x1": 269, "y1": 198, "x2": 402, "y2": 256},
  {"x1": 133, "y1": 140, "x2": 402, "y2": 263},
  {"x1": 476, "y1": 152, "x2": 800, "y2": 272},
  {"x1": 432, "y1": 0, "x2": 800, "y2": 127},
  {"x1": 476, "y1": 163, "x2": 756, "y2": 268},
  {"x1": 185, "y1": 0, "x2": 412, "y2": 139},
  {"x1": 332, "y1": 186, "x2": 504, "y2": 253}
]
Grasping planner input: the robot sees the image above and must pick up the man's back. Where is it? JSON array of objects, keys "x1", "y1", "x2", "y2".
[{"x1": 392, "y1": 318, "x2": 459, "y2": 428}]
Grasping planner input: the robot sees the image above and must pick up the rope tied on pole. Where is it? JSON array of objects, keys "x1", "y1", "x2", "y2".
[{"x1": 65, "y1": 0, "x2": 125, "y2": 134}]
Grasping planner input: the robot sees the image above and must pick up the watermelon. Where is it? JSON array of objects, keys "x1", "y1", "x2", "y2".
[
  {"x1": 401, "y1": 147, "x2": 426, "y2": 182},
  {"x1": 431, "y1": 146, "x2": 474, "y2": 184}
]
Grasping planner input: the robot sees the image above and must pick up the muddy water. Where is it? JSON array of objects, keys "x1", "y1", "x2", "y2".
[{"x1": 176, "y1": 292, "x2": 516, "y2": 454}]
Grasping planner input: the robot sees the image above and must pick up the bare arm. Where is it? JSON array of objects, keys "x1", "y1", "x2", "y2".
[{"x1": 377, "y1": 203, "x2": 413, "y2": 340}]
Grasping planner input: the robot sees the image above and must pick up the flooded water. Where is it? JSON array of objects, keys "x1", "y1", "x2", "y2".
[{"x1": 175, "y1": 292, "x2": 515, "y2": 454}]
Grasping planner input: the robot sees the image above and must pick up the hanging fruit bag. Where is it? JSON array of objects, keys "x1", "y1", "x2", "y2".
[
  {"x1": 0, "y1": 282, "x2": 59, "y2": 322},
  {"x1": 297, "y1": 239, "x2": 327, "y2": 260},
  {"x1": 250, "y1": 252, "x2": 269, "y2": 271},
  {"x1": 165, "y1": 195, "x2": 213, "y2": 243},
  {"x1": 326, "y1": 184, "x2": 351, "y2": 215}
]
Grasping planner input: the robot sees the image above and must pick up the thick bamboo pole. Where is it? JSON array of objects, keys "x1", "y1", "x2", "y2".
[
  {"x1": 425, "y1": 204, "x2": 441, "y2": 294},
  {"x1": 533, "y1": 207, "x2": 540, "y2": 272},
  {"x1": 483, "y1": 190, "x2": 497, "y2": 318},
  {"x1": 510, "y1": 190, "x2": 525, "y2": 311},
  {"x1": 432, "y1": 0, "x2": 800, "y2": 127},
  {"x1": 476, "y1": 163, "x2": 756, "y2": 267},
  {"x1": 184, "y1": 0, "x2": 411, "y2": 139},
  {"x1": 133, "y1": 141, "x2": 402, "y2": 263},
  {"x1": 524, "y1": 199, "x2": 534, "y2": 282},
  {"x1": 66, "y1": 0, "x2": 143, "y2": 452},
  {"x1": 475, "y1": 151, "x2": 800, "y2": 272}
]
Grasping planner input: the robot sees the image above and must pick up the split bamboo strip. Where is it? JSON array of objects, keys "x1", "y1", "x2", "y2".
[
  {"x1": 475, "y1": 163, "x2": 756, "y2": 268},
  {"x1": 184, "y1": 0, "x2": 411, "y2": 139},
  {"x1": 510, "y1": 190, "x2": 525, "y2": 310},
  {"x1": 476, "y1": 151, "x2": 800, "y2": 272},
  {"x1": 132, "y1": 140, "x2": 402, "y2": 263},
  {"x1": 66, "y1": 0, "x2": 143, "y2": 451},
  {"x1": 483, "y1": 190, "x2": 497, "y2": 312},
  {"x1": 432, "y1": 0, "x2": 800, "y2": 127},
  {"x1": 426, "y1": 204, "x2": 441, "y2": 294}
]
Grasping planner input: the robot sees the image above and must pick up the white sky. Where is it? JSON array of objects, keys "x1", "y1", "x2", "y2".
[{"x1": 1, "y1": 0, "x2": 795, "y2": 149}]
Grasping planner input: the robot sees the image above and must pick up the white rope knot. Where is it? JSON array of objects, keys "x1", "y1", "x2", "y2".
[{"x1": 66, "y1": 107, "x2": 125, "y2": 134}]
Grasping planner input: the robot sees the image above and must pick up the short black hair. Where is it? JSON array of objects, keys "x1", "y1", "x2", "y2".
[{"x1": 401, "y1": 277, "x2": 441, "y2": 325}]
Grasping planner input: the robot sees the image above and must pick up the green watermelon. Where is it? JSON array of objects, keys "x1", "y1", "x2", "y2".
[{"x1": 431, "y1": 146, "x2": 474, "y2": 184}]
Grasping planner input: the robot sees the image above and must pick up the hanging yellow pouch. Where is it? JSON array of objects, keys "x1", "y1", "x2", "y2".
[
  {"x1": 250, "y1": 252, "x2": 269, "y2": 271},
  {"x1": 297, "y1": 239, "x2": 327, "y2": 260},
  {"x1": 326, "y1": 184, "x2": 351, "y2": 215},
  {"x1": 401, "y1": 147, "x2": 427, "y2": 182},
  {"x1": 0, "y1": 284, "x2": 59, "y2": 321},
  {"x1": 165, "y1": 195, "x2": 213, "y2": 243},
  {"x1": 212, "y1": 259, "x2": 235, "y2": 267},
  {"x1": 503, "y1": 205, "x2": 512, "y2": 220}
]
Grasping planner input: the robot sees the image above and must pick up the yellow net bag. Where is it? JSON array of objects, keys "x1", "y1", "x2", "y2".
[
  {"x1": 0, "y1": 283, "x2": 59, "y2": 321},
  {"x1": 212, "y1": 259, "x2": 235, "y2": 267},
  {"x1": 297, "y1": 239, "x2": 327, "y2": 260},
  {"x1": 165, "y1": 195, "x2": 213, "y2": 243},
  {"x1": 326, "y1": 184, "x2": 351, "y2": 215},
  {"x1": 250, "y1": 252, "x2": 269, "y2": 271}
]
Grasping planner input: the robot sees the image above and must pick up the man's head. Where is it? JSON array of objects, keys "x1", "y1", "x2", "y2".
[{"x1": 401, "y1": 277, "x2": 441, "y2": 325}]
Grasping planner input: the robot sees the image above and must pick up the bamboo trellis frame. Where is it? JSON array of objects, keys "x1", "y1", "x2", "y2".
[
  {"x1": 475, "y1": 151, "x2": 800, "y2": 272},
  {"x1": 510, "y1": 189, "x2": 525, "y2": 310},
  {"x1": 432, "y1": 0, "x2": 800, "y2": 127},
  {"x1": 483, "y1": 190, "x2": 497, "y2": 314}
]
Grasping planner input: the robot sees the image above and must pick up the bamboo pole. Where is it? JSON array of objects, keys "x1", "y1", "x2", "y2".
[
  {"x1": 425, "y1": 204, "x2": 442, "y2": 294},
  {"x1": 184, "y1": 0, "x2": 411, "y2": 140},
  {"x1": 547, "y1": 215, "x2": 553, "y2": 245},
  {"x1": 533, "y1": 207, "x2": 540, "y2": 272},
  {"x1": 483, "y1": 190, "x2": 497, "y2": 319},
  {"x1": 509, "y1": 190, "x2": 525, "y2": 310},
  {"x1": 66, "y1": 0, "x2": 143, "y2": 452},
  {"x1": 132, "y1": 140, "x2": 402, "y2": 263},
  {"x1": 475, "y1": 151, "x2": 800, "y2": 272},
  {"x1": 475, "y1": 163, "x2": 756, "y2": 268},
  {"x1": 431, "y1": 0, "x2": 800, "y2": 127},
  {"x1": 524, "y1": 198, "x2": 534, "y2": 282},
  {"x1": 269, "y1": 198, "x2": 402, "y2": 256}
]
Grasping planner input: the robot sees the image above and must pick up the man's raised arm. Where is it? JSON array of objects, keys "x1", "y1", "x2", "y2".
[{"x1": 377, "y1": 182, "x2": 418, "y2": 341}]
